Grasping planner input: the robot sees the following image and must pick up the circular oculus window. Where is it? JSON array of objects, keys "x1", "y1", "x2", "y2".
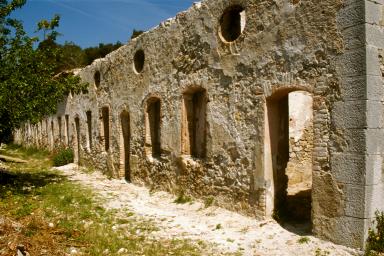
[
  {"x1": 133, "y1": 49, "x2": 145, "y2": 74},
  {"x1": 219, "y1": 5, "x2": 246, "y2": 43}
]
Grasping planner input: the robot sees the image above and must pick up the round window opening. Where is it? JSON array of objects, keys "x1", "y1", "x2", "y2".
[
  {"x1": 219, "y1": 5, "x2": 246, "y2": 43},
  {"x1": 94, "y1": 71, "x2": 101, "y2": 88},
  {"x1": 133, "y1": 49, "x2": 145, "y2": 73}
]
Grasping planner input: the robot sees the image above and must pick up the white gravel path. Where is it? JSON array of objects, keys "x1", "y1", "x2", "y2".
[{"x1": 55, "y1": 164, "x2": 362, "y2": 256}]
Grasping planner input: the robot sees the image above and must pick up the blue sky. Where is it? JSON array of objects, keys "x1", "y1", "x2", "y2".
[{"x1": 12, "y1": 0, "x2": 196, "y2": 48}]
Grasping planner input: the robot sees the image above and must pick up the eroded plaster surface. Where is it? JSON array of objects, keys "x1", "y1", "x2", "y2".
[{"x1": 14, "y1": 0, "x2": 384, "y2": 249}]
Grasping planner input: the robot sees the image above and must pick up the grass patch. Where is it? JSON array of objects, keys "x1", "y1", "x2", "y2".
[
  {"x1": 215, "y1": 224, "x2": 222, "y2": 230},
  {"x1": 315, "y1": 248, "x2": 330, "y2": 256},
  {"x1": 0, "y1": 144, "x2": 234, "y2": 255},
  {"x1": 174, "y1": 191, "x2": 193, "y2": 204},
  {"x1": 204, "y1": 196, "x2": 214, "y2": 208},
  {"x1": 0, "y1": 143, "x2": 52, "y2": 172},
  {"x1": 298, "y1": 236, "x2": 310, "y2": 244},
  {"x1": 0, "y1": 143, "x2": 50, "y2": 160}
]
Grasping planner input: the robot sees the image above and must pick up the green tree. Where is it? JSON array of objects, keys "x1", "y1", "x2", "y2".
[
  {"x1": 58, "y1": 41, "x2": 86, "y2": 71},
  {"x1": 83, "y1": 41, "x2": 122, "y2": 65},
  {"x1": 0, "y1": 0, "x2": 85, "y2": 143},
  {"x1": 131, "y1": 29, "x2": 144, "y2": 39},
  {"x1": 37, "y1": 14, "x2": 60, "y2": 40}
]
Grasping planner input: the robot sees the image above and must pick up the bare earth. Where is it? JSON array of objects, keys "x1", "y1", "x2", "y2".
[{"x1": 55, "y1": 164, "x2": 362, "y2": 256}]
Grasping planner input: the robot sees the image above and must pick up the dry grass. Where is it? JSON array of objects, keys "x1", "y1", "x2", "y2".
[{"x1": 0, "y1": 144, "x2": 235, "y2": 255}]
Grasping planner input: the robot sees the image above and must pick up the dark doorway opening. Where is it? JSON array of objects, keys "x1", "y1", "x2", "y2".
[
  {"x1": 86, "y1": 111, "x2": 92, "y2": 150},
  {"x1": 50, "y1": 121, "x2": 54, "y2": 147},
  {"x1": 145, "y1": 98, "x2": 161, "y2": 158},
  {"x1": 58, "y1": 116, "x2": 62, "y2": 142},
  {"x1": 266, "y1": 91, "x2": 313, "y2": 233},
  {"x1": 120, "y1": 111, "x2": 131, "y2": 182},
  {"x1": 65, "y1": 115, "x2": 70, "y2": 145},
  {"x1": 101, "y1": 107, "x2": 110, "y2": 152},
  {"x1": 74, "y1": 116, "x2": 81, "y2": 164},
  {"x1": 182, "y1": 88, "x2": 207, "y2": 159}
]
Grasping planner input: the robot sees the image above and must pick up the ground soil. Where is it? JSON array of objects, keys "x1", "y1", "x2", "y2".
[{"x1": 55, "y1": 164, "x2": 362, "y2": 256}]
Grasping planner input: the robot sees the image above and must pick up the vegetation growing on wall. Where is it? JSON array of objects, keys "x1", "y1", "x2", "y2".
[{"x1": 366, "y1": 211, "x2": 384, "y2": 255}]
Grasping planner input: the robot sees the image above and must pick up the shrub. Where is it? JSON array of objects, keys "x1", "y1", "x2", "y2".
[
  {"x1": 204, "y1": 196, "x2": 214, "y2": 208},
  {"x1": 52, "y1": 147, "x2": 74, "y2": 167},
  {"x1": 298, "y1": 236, "x2": 310, "y2": 244},
  {"x1": 174, "y1": 191, "x2": 193, "y2": 204},
  {"x1": 366, "y1": 211, "x2": 384, "y2": 256}
]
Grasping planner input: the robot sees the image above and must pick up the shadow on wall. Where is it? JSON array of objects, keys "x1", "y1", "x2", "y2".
[{"x1": 266, "y1": 90, "x2": 313, "y2": 233}]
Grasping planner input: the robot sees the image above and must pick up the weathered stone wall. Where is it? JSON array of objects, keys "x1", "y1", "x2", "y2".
[
  {"x1": 286, "y1": 92, "x2": 313, "y2": 195},
  {"x1": 14, "y1": 0, "x2": 383, "y2": 249},
  {"x1": 364, "y1": 0, "x2": 384, "y2": 245}
]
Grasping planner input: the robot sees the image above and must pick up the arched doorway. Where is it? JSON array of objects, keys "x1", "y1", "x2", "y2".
[
  {"x1": 101, "y1": 107, "x2": 110, "y2": 152},
  {"x1": 120, "y1": 110, "x2": 131, "y2": 181},
  {"x1": 145, "y1": 97, "x2": 161, "y2": 158},
  {"x1": 265, "y1": 89, "x2": 313, "y2": 229},
  {"x1": 181, "y1": 87, "x2": 208, "y2": 159},
  {"x1": 74, "y1": 116, "x2": 81, "y2": 164}
]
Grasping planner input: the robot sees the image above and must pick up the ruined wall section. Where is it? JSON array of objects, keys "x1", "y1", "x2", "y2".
[
  {"x1": 16, "y1": 0, "x2": 341, "y2": 224},
  {"x1": 67, "y1": 0, "x2": 355, "y2": 246},
  {"x1": 13, "y1": 0, "x2": 374, "y2": 249}
]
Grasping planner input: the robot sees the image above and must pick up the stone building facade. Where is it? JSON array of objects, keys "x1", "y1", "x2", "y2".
[{"x1": 14, "y1": 0, "x2": 384, "y2": 249}]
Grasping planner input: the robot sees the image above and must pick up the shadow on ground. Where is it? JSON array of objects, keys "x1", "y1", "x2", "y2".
[
  {"x1": 0, "y1": 168, "x2": 66, "y2": 197},
  {"x1": 277, "y1": 188, "x2": 312, "y2": 236}
]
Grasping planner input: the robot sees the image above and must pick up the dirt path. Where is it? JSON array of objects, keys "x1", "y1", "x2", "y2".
[{"x1": 55, "y1": 164, "x2": 361, "y2": 256}]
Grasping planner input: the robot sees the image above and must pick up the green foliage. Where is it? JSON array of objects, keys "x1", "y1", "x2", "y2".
[
  {"x1": 0, "y1": 1, "x2": 86, "y2": 143},
  {"x1": 52, "y1": 147, "x2": 74, "y2": 166},
  {"x1": 298, "y1": 236, "x2": 310, "y2": 244},
  {"x1": 0, "y1": 145, "x2": 222, "y2": 256},
  {"x1": 131, "y1": 29, "x2": 144, "y2": 39},
  {"x1": 37, "y1": 14, "x2": 60, "y2": 40},
  {"x1": 315, "y1": 248, "x2": 330, "y2": 256},
  {"x1": 53, "y1": 41, "x2": 124, "y2": 69},
  {"x1": 366, "y1": 211, "x2": 384, "y2": 256},
  {"x1": 14, "y1": 202, "x2": 35, "y2": 218},
  {"x1": 56, "y1": 29, "x2": 141, "y2": 70},
  {"x1": 57, "y1": 28, "x2": 144, "y2": 68},
  {"x1": 174, "y1": 191, "x2": 193, "y2": 204},
  {"x1": 82, "y1": 41, "x2": 123, "y2": 65},
  {"x1": 0, "y1": 0, "x2": 25, "y2": 18},
  {"x1": 1, "y1": 143, "x2": 47, "y2": 158},
  {"x1": 204, "y1": 196, "x2": 214, "y2": 208},
  {"x1": 57, "y1": 41, "x2": 85, "y2": 70},
  {"x1": 0, "y1": 3, "x2": 141, "y2": 143}
]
